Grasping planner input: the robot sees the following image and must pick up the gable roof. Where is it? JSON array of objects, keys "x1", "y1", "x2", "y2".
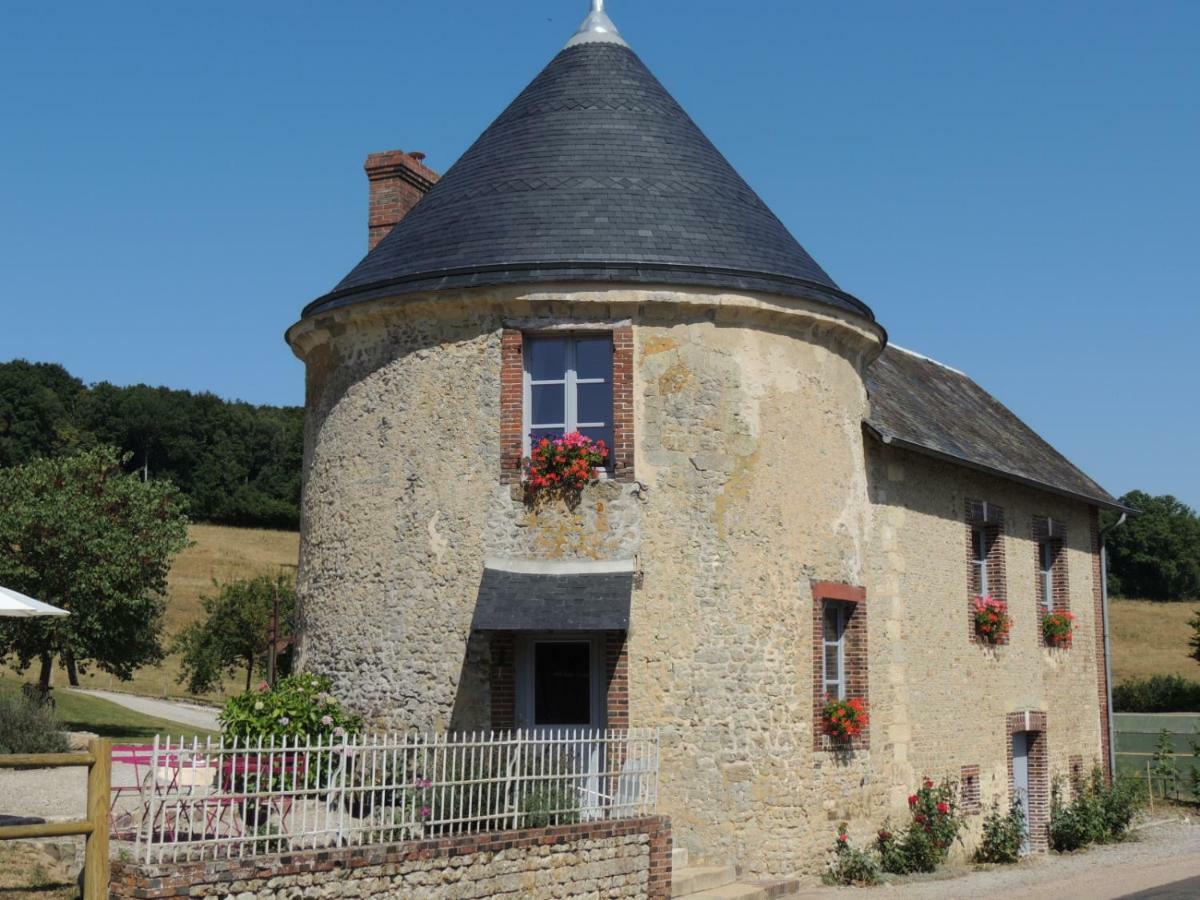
[
  {"x1": 303, "y1": 34, "x2": 873, "y2": 321},
  {"x1": 865, "y1": 346, "x2": 1128, "y2": 512}
]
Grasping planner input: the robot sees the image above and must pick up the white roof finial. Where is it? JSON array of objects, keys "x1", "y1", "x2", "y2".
[{"x1": 565, "y1": 0, "x2": 628, "y2": 48}]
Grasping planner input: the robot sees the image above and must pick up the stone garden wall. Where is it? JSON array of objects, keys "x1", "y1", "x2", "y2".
[{"x1": 110, "y1": 815, "x2": 671, "y2": 899}]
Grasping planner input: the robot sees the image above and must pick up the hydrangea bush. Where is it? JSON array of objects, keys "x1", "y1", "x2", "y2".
[{"x1": 219, "y1": 673, "x2": 362, "y2": 742}]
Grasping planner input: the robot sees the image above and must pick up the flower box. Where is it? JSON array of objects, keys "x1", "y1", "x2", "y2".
[
  {"x1": 822, "y1": 697, "x2": 869, "y2": 742},
  {"x1": 1042, "y1": 610, "x2": 1075, "y2": 648},
  {"x1": 524, "y1": 432, "x2": 609, "y2": 494},
  {"x1": 972, "y1": 595, "x2": 1011, "y2": 645}
]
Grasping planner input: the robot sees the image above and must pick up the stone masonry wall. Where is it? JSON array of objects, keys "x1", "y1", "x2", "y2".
[
  {"x1": 110, "y1": 816, "x2": 671, "y2": 900},
  {"x1": 289, "y1": 284, "x2": 885, "y2": 879},
  {"x1": 862, "y1": 441, "x2": 1108, "y2": 853}
]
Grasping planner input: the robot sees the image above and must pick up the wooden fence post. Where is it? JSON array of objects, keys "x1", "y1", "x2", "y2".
[{"x1": 84, "y1": 738, "x2": 111, "y2": 900}]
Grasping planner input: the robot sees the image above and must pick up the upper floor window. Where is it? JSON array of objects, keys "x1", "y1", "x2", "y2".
[
  {"x1": 1038, "y1": 539, "x2": 1058, "y2": 611},
  {"x1": 822, "y1": 603, "x2": 847, "y2": 701},
  {"x1": 524, "y1": 335, "x2": 614, "y2": 458},
  {"x1": 971, "y1": 526, "x2": 991, "y2": 597}
]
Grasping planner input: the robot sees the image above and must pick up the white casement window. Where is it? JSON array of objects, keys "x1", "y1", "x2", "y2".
[
  {"x1": 822, "y1": 604, "x2": 847, "y2": 701},
  {"x1": 1039, "y1": 540, "x2": 1057, "y2": 609},
  {"x1": 524, "y1": 335, "x2": 614, "y2": 457},
  {"x1": 972, "y1": 526, "x2": 990, "y2": 596}
]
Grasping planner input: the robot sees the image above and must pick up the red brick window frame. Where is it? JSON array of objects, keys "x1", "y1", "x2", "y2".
[
  {"x1": 1033, "y1": 516, "x2": 1069, "y2": 648},
  {"x1": 811, "y1": 582, "x2": 869, "y2": 751},
  {"x1": 967, "y1": 500, "x2": 1007, "y2": 644},
  {"x1": 498, "y1": 325, "x2": 633, "y2": 484}
]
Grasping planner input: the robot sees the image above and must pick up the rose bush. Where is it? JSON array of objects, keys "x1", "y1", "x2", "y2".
[{"x1": 876, "y1": 777, "x2": 963, "y2": 874}]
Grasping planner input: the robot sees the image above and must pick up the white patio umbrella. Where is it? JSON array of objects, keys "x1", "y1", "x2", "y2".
[{"x1": 0, "y1": 584, "x2": 69, "y2": 617}]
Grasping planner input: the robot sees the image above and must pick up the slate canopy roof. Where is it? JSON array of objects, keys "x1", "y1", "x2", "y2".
[{"x1": 303, "y1": 20, "x2": 873, "y2": 321}]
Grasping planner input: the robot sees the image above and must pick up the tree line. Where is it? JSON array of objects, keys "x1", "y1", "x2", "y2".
[
  {"x1": 0, "y1": 359, "x2": 302, "y2": 529},
  {"x1": 1106, "y1": 491, "x2": 1200, "y2": 601}
]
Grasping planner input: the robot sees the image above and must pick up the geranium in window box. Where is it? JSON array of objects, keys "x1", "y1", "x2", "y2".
[
  {"x1": 1042, "y1": 610, "x2": 1075, "y2": 648},
  {"x1": 525, "y1": 432, "x2": 609, "y2": 494},
  {"x1": 822, "y1": 697, "x2": 869, "y2": 742},
  {"x1": 972, "y1": 595, "x2": 1011, "y2": 645}
]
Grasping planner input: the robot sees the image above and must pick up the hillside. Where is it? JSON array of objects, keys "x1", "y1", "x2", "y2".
[
  {"x1": 7, "y1": 524, "x2": 299, "y2": 702},
  {"x1": 1110, "y1": 598, "x2": 1199, "y2": 683}
]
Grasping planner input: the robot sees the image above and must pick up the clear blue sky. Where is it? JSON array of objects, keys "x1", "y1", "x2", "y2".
[{"x1": 1, "y1": 1, "x2": 1196, "y2": 508}]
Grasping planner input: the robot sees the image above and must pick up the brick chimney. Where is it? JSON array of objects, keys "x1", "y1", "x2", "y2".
[{"x1": 365, "y1": 150, "x2": 440, "y2": 251}]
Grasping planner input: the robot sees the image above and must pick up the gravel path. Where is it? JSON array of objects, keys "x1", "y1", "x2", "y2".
[
  {"x1": 67, "y1": 688, "x2": 219, "y2": 731},
  {"x1": 793, "y1": 818, "x2": 1200, "y2": 899}
]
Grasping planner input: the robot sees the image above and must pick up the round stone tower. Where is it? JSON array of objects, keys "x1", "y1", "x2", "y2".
[{"x1": 287, "y1": 1, "x2": 886, "y2": 874}]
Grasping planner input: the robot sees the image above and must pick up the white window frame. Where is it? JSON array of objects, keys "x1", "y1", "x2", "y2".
[
  {"x1": 522, "y1": 334, "x2": 614, "y2": 462},
  {"x1": 1039, "y1": 539, "x2": 1057, "y2": 611},
  {"x1": 972, "y1": 526, "x2": 990, "y2": 596},
  {"x1": 822, "y1": 603, "x2": 847, "y2": 701}
]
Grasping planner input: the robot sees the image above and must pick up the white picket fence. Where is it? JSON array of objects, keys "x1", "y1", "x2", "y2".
[{"x1": 124, "y1": 728, "x2": 659, "y2": 863}]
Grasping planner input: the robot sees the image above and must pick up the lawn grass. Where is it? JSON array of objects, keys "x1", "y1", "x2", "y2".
[
  {"x1": 1111, "y1": 598, "x2": 1200, "y2": 683},
  {"x1": 0, "y1": 677, "x2": 215, "y2": 743},
  {"x1": 5, "y1": 524, "x2": 298, "y2": 704}
]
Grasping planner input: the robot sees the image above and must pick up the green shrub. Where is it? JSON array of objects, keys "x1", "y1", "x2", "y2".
[
  {"x1": 1049, "y1": 766, "x2": 1142, "y2": 852},
  {"x1": 877, "y1": 777, "x2": 963, "y2": 875},
  {"x1": 219, "y1": 673, "x2": 361, "y2": 742},
  {"x1": 520, "y1": 783, "x2": 580, "y2": 828},
  {"x1": 973, "y1": 799, "x2": 1025, "y2": 864},
  {"x1": 823, "y1": 823, "x2": 881, "y2": 886},
  {"x1": 1113, "y1": 675, "x2": 1200, "y2": 712},
  {"x1": 0, "y1": 690, "x2": 70, "y2": 755}
]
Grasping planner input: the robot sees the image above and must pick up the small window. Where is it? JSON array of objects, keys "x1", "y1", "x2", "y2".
[
  {"x1": 822, "y1": 604, "x2": 847, "y2": 700},
  {"x1": 972, "y1": 526, "x2": 990, "y2": 596},
  {"x1": 1039, "y1": 540, "x2": 1058, "y2": 611},
  {"x1": 524, "y1": 335, "x2": 614, "y2": 457}
]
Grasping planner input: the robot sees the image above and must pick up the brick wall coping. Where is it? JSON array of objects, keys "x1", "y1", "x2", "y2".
[{"x1": 111, "y1": 814, "x2": 671, "y2": 899}]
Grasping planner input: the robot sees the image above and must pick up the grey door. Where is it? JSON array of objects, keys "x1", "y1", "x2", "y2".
[{"x1": 1013, "y1": 731, "x2": 1031, "y2": 854}]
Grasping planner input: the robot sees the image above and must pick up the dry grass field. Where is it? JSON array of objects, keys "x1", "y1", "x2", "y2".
[
  {"x1": 5, "y1": 524, "x2": 299, "y2": 703},
  {"x1": 1111, "y1": 598, "x2": 1200, "y2": 683}
]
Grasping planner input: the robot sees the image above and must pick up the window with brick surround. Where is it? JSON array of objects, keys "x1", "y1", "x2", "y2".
[
  {"x1": 525, "y1": 335, "x2": 614, "y2": 456},
  {"x1": 499, "y1": 327, "x2": 633, "y2": 483},
  {"x1": 966, "y1": 500, "x2": 1006, "y2": 643},
  {"x1": 1033, "y1": 516, "x2": 1069, "y2": 647},
  {"x1": 811, "y1": 582, "x2": 868, "y2": 751}
]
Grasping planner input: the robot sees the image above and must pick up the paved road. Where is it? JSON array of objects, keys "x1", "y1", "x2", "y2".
[{"x1": 68, "y1": 688, "x2": 219, "y2": 732}]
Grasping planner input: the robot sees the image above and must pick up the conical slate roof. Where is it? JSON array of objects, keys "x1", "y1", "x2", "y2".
[{"x1": 304, "y1": 11, "x2": 873, "y2": 322}]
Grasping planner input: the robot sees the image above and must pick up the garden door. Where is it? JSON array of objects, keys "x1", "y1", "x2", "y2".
[
  {"x1": 516, "y1": 634, "x2": 606, "y2": 817},
  {"x1": 1012, "y1": 731, "x2": 1031, "y2": 854}
]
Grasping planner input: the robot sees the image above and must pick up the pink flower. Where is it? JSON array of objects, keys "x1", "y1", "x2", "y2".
[
  {"x1": 320, "y1": 715, "x2": 334, "y2": 727},
  {"x1": 278, "y1": 716, "x2": 290, "y2": 726},
  {"x1": 420, "y1": 806, "x2": 431, "y2": 819}
]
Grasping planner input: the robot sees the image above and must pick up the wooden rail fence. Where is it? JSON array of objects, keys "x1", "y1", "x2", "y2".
[{"x1": 0, "y1": 737, "x2": 111, "y2": 900}]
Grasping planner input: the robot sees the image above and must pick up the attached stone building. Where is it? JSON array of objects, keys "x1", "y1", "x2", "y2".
[{"x1": 286, "y1": 2, "x2": 1128, "y2": 877}]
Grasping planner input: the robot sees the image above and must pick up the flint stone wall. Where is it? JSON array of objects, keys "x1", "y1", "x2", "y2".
[{"x1": 109, "y1": 816, "x2": 671, "y2": 900}]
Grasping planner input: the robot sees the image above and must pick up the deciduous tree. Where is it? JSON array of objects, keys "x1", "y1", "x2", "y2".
[{"x1": 0, "y1": 446, "x2": 190, "y2": 689}]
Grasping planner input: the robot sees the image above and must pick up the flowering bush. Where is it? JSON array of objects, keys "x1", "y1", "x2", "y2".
[
  {"x1": 822, "y1": 697, "x2": 869, "y2": 742},
  {"x1": 823, "y1": 823, "x2": 881, "y2": 886},
  {"x1": 219, "y1": 673, "x2": 362, "y2": 742},
  {"x1": 876, "y1": 777, "x2": 963, "y2": 874},
  {"x1": 1042, "y1": 610, "x2": 1076, "y2": 648},
  {"x1": 525, "y1": 432, "x2": 608, "y2": 494},
  {"x1": 973, "y1": 595, "x2": 1011, "y2": 645}
]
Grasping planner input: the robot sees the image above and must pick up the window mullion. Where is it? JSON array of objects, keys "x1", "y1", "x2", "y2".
[{"x1": 565, "y1": 339, "x2": 578, "y2": 433}]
